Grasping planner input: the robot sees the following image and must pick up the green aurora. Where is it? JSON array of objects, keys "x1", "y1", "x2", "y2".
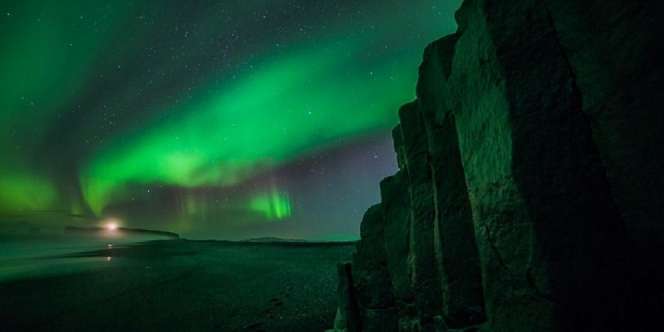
[{"x1": 0, "y1": 0, "x2": 460, "y2": 237}]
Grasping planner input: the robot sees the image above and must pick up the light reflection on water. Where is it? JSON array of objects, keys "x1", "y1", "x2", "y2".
[{"x1": 0, "y1": 232, "x2": 161, "y2": 282}]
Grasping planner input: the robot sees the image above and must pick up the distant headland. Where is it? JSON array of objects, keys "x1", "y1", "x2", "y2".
[{"x1": 65, "y1": 225, "x2": 180, "y2": 239}]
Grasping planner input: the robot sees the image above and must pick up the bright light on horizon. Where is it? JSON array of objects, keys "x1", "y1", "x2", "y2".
[{"x1": 102, "y1": 217, "x2": 121, "y2": 232}]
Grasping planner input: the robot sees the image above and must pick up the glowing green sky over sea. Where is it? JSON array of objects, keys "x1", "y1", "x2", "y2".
[{"x1": 0, "y1": 0, "x2": 459, "y2": 239}]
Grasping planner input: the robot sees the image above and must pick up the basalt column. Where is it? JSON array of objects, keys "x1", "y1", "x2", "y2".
[
  {"x1": 398, "y1": 102, "x2": 444, "y2": 331},
  {"x1": 331, "y1": 0, "x2": 662, "y2": 331},
  {"x1": 544, "y1": 0, "x2": 664, "y2": 325},
  {"x1": 450, "y1": 0, "x2": 628, "y2": 330},
  {"x1": 351, "y1": 205, "x2": 398, "y2": 332},
  {"x1": 417, "y1": 34, "x2": 486, "y2": 329}
]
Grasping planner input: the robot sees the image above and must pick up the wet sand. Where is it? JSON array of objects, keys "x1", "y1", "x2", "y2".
[{"x1": 0, "y1": 238, "x2": 354, "y2": 331}]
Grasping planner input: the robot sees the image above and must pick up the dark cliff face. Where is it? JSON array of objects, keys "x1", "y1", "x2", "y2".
[{"x1": 332, "y1": 0, "x2": 664, "y2": 331}]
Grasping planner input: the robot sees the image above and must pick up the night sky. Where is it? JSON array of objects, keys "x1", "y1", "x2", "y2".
[{"x1": 0, "y1": 0, "x2": 460, "y2": 240}]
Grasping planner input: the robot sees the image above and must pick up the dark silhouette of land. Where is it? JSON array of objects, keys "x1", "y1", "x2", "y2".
[{"x1": 65, "y1": 225, "x2": 180, "y2": 239}]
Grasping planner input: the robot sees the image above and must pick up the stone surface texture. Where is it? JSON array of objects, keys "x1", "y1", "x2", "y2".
[{"x1": 333, "y1": 0, "x2": 663, "y2": 331}]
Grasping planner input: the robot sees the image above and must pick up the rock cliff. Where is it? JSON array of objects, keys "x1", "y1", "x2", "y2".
[{"x1": 331, "y1": 0, "x2": 663, "y2": 331}]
